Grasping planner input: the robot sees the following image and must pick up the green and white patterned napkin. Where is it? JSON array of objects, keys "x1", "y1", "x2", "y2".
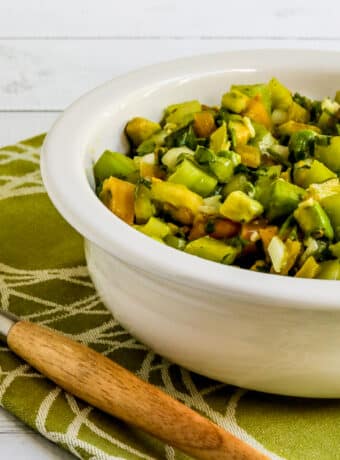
[{"x1": 1, "y1": 134, "x2": 340, "y2": 460}]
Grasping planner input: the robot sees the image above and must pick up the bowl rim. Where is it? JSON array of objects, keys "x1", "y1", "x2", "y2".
[{"x1": 41, "y1": 48, "x2": 340, "y2": 311}]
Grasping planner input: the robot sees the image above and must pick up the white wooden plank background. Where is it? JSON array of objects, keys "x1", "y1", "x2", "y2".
[{"x1": 0, "y1": 0, "x2": 340, "y2": 458}]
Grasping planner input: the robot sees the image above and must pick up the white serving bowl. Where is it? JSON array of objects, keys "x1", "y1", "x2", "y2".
[{"x1": 42, "y1": 50, "x2": 340, "y2": 398}]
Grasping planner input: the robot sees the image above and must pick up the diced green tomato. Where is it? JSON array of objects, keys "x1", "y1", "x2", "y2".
[
  {"x1": 161, "y1": 146, "x2": 194, "y2": 170},
  {"x1": 254, "y1": 166, "x2": 283, "y2": 208},
  {"x1": 151, "y1": 179, "x2": 203, "y2": 214},
  {"x1": 137, "y1": 130, "x2": 168, "y2": 155},
  {"x1": 223, "y1": 174, "x2": 255, "y2": 198},
  {"x1": 220, "y1": 191, "x2": 263, "y2": 223},
  {"x1": 307, "y1": 178, "x2": 340, "y2": 201},
  {"x1": 125, "y1": 117, "x2": 161, "y2": 146},
  {"x1": 165, "y1": 100, "x2": 202, "y2": 128},
  {"x1": 321, "y1": 194, "x2": 340, "y2": 240},
  {"x1": 330, "y1": 241, "x2": 340, "y2": 258},
  {"x1": 185, "y1": 236, "x2": 239, "y2": 264},
  {"x1": 314, "y1": 136, "x2": 340, "y2": 173},
  {"x1": 94, "y1": 150, "x2": 138, "y2": 184},
  {"x1": 134, "y1": 184, "x2": 155, "y2": 224},
  {"x1": 268, "y1": 78, "x2": 292, "y2": 110},
  {"x1": 221, "y1": 89, "x2": 249, "y2": 113},
  {"x1": 294, "y1": 200, "x2": 334, "y2": 239},
  {"x1": 266, "y1": 179, "x2": 305, "y2": 221},
  {"x1": 293, "y1": 159, "x2": 336, "y2": 189},
  {"x1": 168, "y1": 159, "x2": 217, "y2": 197},
  {"x1": 231, "y1": 83, "x2": 272, "y2": 114},
  {"x1": 139, "y1": 217, "x2": 171, "y2": 239},
  {"x1": 210, "y1": 123, "x2": 229, "y2": 153},
  {"x1": 209, "y1": 152, "x2": 241, "y2": 183},
  {"x1": 318, "y1": 260, "x2": 340, "y2": 280},
  {"x1": 295, "y1": 256, "x2": 320, "y2": 279},
  {"x1": 288, "y1": 130, "x2": 316, "y2": 162},
  {"x1": 164, "y1": 234, "x2": 187, "y2": 250},
  {"x1": 194, "y1": 146, "x2": 216, "y2": 164}
]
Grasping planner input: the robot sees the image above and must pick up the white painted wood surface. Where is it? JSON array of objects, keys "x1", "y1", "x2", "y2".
[{"x1": 0, "y1": 0, "x2": 339, "y2": 457}]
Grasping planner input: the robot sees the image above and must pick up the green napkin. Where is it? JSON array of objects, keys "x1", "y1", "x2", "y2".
[{"x1": 1, "y1": 135, "x2": 340, "y2": 460}]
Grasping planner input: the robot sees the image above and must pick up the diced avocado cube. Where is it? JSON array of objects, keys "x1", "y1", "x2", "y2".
[
  {"x1": 318, "y1": 260, "x2": 340, "y2": 280},
  {"x1": 94, "y1": 150, "x2": 138, "y2": 184},
  {"x1": 139, "y1": 217, "x2": 171, "y2": 240},
  {"x1": 168, "y1": 159, "x2": 217, "y2": 197},
  {"x1": 209, "y1": 151, "x2": 241, "y2": 183},
  {"x1": 293, "y1": 159, "x2": 336, "y2": 189},
  {"x1": 294, "y1": 200, "x2": 334, "y2": 239},
  {"x1": 266, "y1": 179, "x2": 305, "y2": 221},
  {"x1": 314, "y1": 136, "x2": 340, "y2": 173},
  {"x1": 268, "y1": 78, "x2": 292, "y2": 111},
  {"x1": 151, "y1": 179, "x2": 203, "y2": 215},
  {"x1": 221, "y1": 89, "x2": 250, "y2": 113},
  {"x1": 165, "y1": 100, "x2": 202, "y2": 128},
  {"x1": 185, "y1": 236, "x2": 239, "y2": 264},
  {"x1": 220, "y1": 191, "x2": 263, "y2": 223},
  {"x1": 134, "y1": 183, "x2": 155, "y2": 224},
  {"x1": 254, "y1": 166, "x2": 282, "y2": 208},
  {"x1": 321, "y1": 193, "x2": 340, "y2": 240},
  {"x1": 125, "y1": 117, "x2": 161, "y2": 147},
  {"x1": 210, "y1": 123, "x2": 229, "y2": 153}
]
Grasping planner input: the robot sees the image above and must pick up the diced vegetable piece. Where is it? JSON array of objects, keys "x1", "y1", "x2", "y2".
[
  {"x1": 151, "y1": 178, "x2": 203, "y2": 215},
  {"x1": 320, "y1": 194, "x2": 340, "y2": 240},
  {"x1": 294, "y1": 199, "x2": 334, "y2": 239},
  {"x1": 137, "y1": 130, "x2": 168, "y2": 155},
  {"x1": 94, "y1": 150, "x2": 138, "y2": 184},
  {"x1": 223, "y1": 173, "x2": 255, "y2": 198},
  {"x1": 100, "y1": 177, "x2": 135, "y2": 224},
  {"x1": 139, "y1": 153, "x2": 158, "y2": 178},
  {"x1": 277, "y1": 121, "x2": 321, "y2": 136},
  {"x1": 209, "y1": 152, "x2": 241, "y2": 183},
  {"x1": 314, "y1": 136, "x2": 340, "y2": 173},
  {"x1": 209, "y1": 123, "x2": 229, "y2": 153},
  {"x1": 232, "y1": 83, "x2": 271, "y2": 114},
  {"x1": 221, "y1": 89, "x2": 250, "y2": 113},
  {"x1": 268, "y1": 236, "x2": 287, "y2": 273},
  {"x1": 168, "y1": 159, "x2": 217, "y2": 197},
  {"x1": 199, "y1": 195, "x2": 222, "y2": 215},
  {"x1": 288, "y1": 130, "x2": 316, "y2": 161},
  {"x1": 243, "y1": 96, "x2": 272, "y2": 129},
  {"x1": 250, "y1": 122, "x2": 277, "y2": 153},
  {"x1": 165, "y1": 100, "x2": 202, "y2": 128},
  {"x1": 266, "y1": 179, "x2": 305, "y2": 221},
  {"x1": 330, "y1": 241, "x2": 340, "y2": 258},
  {"x1": 207, "y1": 218, "x2": 241, "y2": 239},
  {"x1": 259, "y1": 226, "x2": 278, "y2": 252},
  {"x1": 193, "y1": 111, "x2": 216, "y2": 137},
  {"x1": 287, "y1": 102, "x2": 310, "y2": 123},
  {"x1": 254, "y1": 166, "x2": 283, "y2": 208},
  {"x1": 164, "y1": 234, "x2": 187, "y2": 250},
  {"x1": 281, "y1": 239, "x2": 301, "y2": 275},
  {"x1": 161, "y1": 146, "x2": 194, "y2": 170},
  {"x1": 235, "y1": 144, "x2": 261, "y2": 168},
  {"x1": 185, "y1": 236, "x2": 239, "y2": 264},
  {"x1": 229, "y1": 120, "x2": 252, "y2": 145},
  {"x1": 307, "y1": 178, "x2": 340, "y2": 201},
  {"x1": 295, "y1": 256, "x2": 320, "y2": 278},
  {"x1": 269, "y1": 78, "x2": 292, "y2": 110},
  {"x1": 134, "y1": 183, "x2": 155, "y2": 224},
  {"x1": 139, "y1": 217, "x2": 171, "y2": 239},
  {"x1": 293, "y1": 159, "x2": 336, "y2": 189},
  {"x1": 220, "y1": 191, "x2": 264, "y2": 223},
  {"x1": 125, "y1": 117, "x2": 161, "y2": 146},
  {"x1": 318, "y1": 260, "x2": 340, "y2": 280}
]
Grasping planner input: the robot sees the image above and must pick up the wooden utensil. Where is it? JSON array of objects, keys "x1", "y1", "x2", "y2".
[{"x1": 0, "y1": 312, "x2": 268, "y2": 460}]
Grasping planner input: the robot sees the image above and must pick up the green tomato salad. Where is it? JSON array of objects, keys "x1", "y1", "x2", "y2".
[{"x1": 94, "y1": 78, "x2": 340, "y2": 280}]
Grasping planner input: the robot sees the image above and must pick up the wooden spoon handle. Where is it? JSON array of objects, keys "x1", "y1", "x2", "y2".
[{"x1": 7, "y1": 321, "x2": 267, "y2": 460}]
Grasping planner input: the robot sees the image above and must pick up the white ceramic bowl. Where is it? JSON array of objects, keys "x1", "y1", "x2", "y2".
[{"x1": 42, "y1": 50, "x2": 340, "y2": 398}]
